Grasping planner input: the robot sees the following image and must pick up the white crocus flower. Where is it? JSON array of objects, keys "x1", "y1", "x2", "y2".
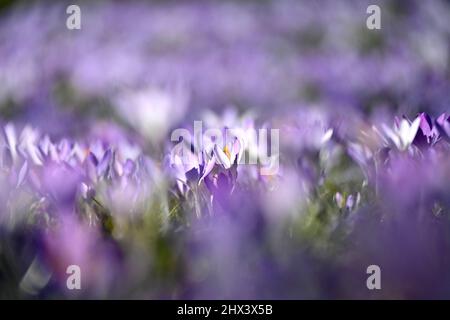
[{"x1": 382, "y1": 117, "x2": 420, "y2": 151}]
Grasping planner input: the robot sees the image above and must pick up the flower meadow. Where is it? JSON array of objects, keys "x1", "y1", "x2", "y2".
[{"x1": 1, "y1": 0, "x2": 450, "y2": 299}]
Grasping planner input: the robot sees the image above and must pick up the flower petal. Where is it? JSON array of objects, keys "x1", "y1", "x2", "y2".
[{"x1": 213, "y1": 144, "x2": 231, "y2": 169}]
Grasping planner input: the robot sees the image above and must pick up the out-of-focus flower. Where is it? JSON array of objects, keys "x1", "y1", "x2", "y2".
[
  {"x1": 436, "y1": 112, "x2": 450, "y2": 137},
  {"x1": 169, "y1": 129, "x2": 243, "y2": 210},
  {"x1": 168, "y1": 141, "x2": 203, "y2": 195},
  {"x1": 42, "y1": 214, "x2": 122, "y2": 297},
  {"x1": 280, "y1": 107, "x2": 334, "y2": 153}
]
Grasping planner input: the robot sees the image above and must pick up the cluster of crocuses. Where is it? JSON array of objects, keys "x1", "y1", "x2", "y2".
[
  {"x1": 4, "y1": 108, "x2": 450, "y2": 298},
  {"x1": 0, "y1": 123, "x2": 165, "y2": 297}
]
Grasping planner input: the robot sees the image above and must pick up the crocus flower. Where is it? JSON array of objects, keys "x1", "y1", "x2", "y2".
[
  {"x1": 335, "y1": 192, "x2": 360, "y2": 212},
  {"x1": 168, "y1": 141, "x2": 203, "y2": 195},
  {"x1": 435, "y1": 113, "x2": 450, "y2": 143},
  {"x1": 42, "y1": 214, "x2": 123, "y2": 297}
]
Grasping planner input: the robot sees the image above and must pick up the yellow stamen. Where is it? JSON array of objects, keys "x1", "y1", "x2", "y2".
[{"x1": 223, "y1": 145, "x2": 231, "y2": 160}]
